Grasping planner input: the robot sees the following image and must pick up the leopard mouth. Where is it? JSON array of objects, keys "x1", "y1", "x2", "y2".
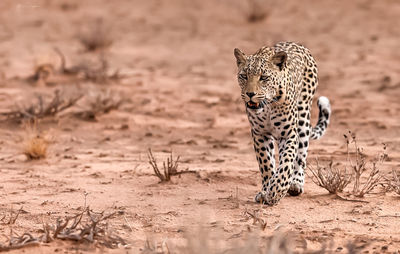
[{"x1": 246, "y1": 101, "x2": 262, "y2": 109}]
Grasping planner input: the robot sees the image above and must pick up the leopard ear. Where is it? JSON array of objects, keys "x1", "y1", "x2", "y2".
[
  {"x1": 272, "y1": 51, "x2": 287, "y2": 71},
  {"x1": 234, "y1": 48, "x2": 246, "y2": 67}
]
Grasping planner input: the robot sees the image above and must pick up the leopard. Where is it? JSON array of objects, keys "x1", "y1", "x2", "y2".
[{"x1": 234, "y1": 41, "x2": 331, "y2": 205}]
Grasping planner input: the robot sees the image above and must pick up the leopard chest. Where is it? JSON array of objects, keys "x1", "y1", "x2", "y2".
[{"x1": 246, "y1": 108, "x2": 285, "y2": 140}]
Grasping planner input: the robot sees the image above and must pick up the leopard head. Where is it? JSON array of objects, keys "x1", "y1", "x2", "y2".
[{"x1": 234, "y1": 47, "x2": 287, "y2": 110}]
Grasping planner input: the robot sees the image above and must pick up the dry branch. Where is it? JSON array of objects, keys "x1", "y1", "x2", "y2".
[{"x1": 244, "y1": 209, "x2": 267, "y2": 230}]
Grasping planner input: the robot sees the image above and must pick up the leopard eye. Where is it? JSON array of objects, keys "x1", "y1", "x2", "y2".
[
  {"x1": 239, "y1": 74, "x2": 247, "y2": 80},
  {"x1": 259, "y1": 75, "x2": 269, "y2": 81}
]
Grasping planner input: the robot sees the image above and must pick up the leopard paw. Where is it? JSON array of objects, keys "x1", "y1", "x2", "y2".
[
  {"x1": 254, "y1": 191, "x2": 267, "y2": 204},
  {"x1": 288, "y1": 182, "x2": 303, "y2": 196}
]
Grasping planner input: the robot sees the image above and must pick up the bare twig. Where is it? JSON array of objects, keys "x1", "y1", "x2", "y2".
[
  {"x1": 244, "y1": 209, "x2": 267, "y2": 230},
  {"x1": 147, "y1": 149, "x2": 196, "y2": 182},
  {"x1": 0, "y1": 206, "x2": 24, "y2": 225}
]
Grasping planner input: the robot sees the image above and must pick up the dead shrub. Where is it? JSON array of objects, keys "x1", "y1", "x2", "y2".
[
  {"x1": 386, "y1": 170, "x2": 400, "y2": 195},
  {"x1": 308, "y1": 131, "x2": 388, "y2": 198},
  {"x1": 55, "y1": 48, "x2": 123, "y2": 83},
  {"x1": 307, "y1": 159, "x2": 352, "y2": 194},
  {"x1": 0, "y1": 208, "x2": 127, "y2": 251},
  {"x1": 78, "y1": 18, "x2": 113, "y2": 52},
  {"x1": 78, "y1": 55, "x2": 122, "y2": 83},
  {"x1": 1, "y1": 89, "x2": 83, "y2": 122},
  {"x1": 147, "y1": 149, "x2": 196, "y2": 182},
  {"x1": 345, "y1": 132, "x2": 387, "y2": 197},
  {"x1": 74, "y1": 90, "x2": 124, "y2": 121}
]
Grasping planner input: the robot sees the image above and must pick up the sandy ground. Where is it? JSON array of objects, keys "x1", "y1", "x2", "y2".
[{"x1": 1, "y1": 0, "x2": 400, "y2": 253}]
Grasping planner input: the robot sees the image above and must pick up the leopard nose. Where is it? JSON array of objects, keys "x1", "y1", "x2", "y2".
[{"x1": 246, "y1": 92, "x2": 255, "y2": 98}]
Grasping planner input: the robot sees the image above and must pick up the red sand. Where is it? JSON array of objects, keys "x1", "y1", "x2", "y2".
[{"x1": 0, "y1": 0, "x2": 400, "y2": 252}]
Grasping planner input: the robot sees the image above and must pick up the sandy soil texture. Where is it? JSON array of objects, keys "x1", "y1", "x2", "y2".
[{"x1": 1, "y1": 0, "x2": 400, "y2": 253}]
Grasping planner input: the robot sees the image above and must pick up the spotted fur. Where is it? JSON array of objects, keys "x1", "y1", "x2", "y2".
[{"x1": 234, "y1": 42, "x2": 331, "y2": 205}]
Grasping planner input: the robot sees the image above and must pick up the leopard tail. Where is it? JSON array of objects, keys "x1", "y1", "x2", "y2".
[{"x1": 310, "y1": 96, "x2": 331, "y2": 140}]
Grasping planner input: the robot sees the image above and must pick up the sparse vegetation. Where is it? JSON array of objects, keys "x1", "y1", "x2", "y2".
[
  {"x1": 308, "y1": 159, "x2": 352, "y2": 194},
  {"x1": 386, "y1": 170, "x2": 400, "y2": 195},
  {"x1": 345, "y1": 132, "x2": 386, "y2": 197},
  {"x1": 309, "y1": 131, "x2": 388, "y2": 197},
  {"x1": 55, "y1": 48, "x2": 123, "y2": 83},
  {"x1": 74, "y1": 89, "x2": 125, "y2": 121},
  {"x1": 147, "y1": 149, "x2": 196, "y2": 182},
  {"x1": 78, "y1": 18, "x2": 113, "y2": 52},
  {"x1": 22, "y1": 123, "x2": 49, "y2": 160},
  {"x1": 0, "y1": 207, "x2": 24, "y2": 225},
  {"x1": 0, "y1": 208, "x2": 126, "y2": 251},
  {"x1": 1, "y1": 89, "x2": 82, "y2": 122}
]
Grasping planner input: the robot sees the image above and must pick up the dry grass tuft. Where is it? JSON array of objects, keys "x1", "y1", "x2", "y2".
[
  {"x1": 22, "y1": 124, "x2": 49, "y2": 160},
  {"x1": 78, "y1": 18, "x2": 113, "y2": 52},
  {"x1": 307, "y1": 159, "x2": 352, "y2": 194},
  {"x1": 147, "y1": 149, "x2": 196, "y2": 182},
  {"x1": 0, "y1": 208, "x2": 127, "y2": 251},
  {"x1": 1, "y1": 89, "x2": 83, "y2": 122}
]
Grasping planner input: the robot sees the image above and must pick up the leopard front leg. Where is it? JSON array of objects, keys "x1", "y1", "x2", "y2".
[
  {"x1": 251, "y1": 131, "x2": 276, "y2": 203},
  {"x1": 255, "y1": 130, "x2": 298, "y2": 205}
]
